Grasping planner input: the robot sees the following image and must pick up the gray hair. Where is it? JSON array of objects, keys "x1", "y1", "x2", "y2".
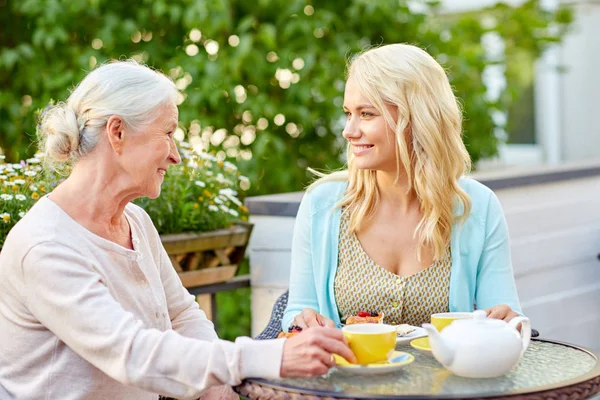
[{"x1": 38, "y1": 60, "x2": 178, "y2": 166}]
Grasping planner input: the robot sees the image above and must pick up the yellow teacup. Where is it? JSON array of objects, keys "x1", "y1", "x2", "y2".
[
  {"x1": 430, "y1": 312, "x2": 473, "y2": 332},
  {"x1": 341, "y1": 324, "x2": 397, "y2": 365}
]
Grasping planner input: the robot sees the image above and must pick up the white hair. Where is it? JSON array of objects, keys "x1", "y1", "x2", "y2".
[{"x1": 38, "y1": 60, "x2": 178, "y2": 166}]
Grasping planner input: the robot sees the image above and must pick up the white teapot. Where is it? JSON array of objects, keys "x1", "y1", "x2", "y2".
[{"x1": 422, "y1": 310, "x2": 531, "y2": 378}]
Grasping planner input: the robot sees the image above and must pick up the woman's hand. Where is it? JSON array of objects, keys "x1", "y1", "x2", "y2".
[
  {"x1": 292, "y1": 308, "x2": 336, "y2": 329},
  {"x1": 485, "y1": 304, "x2": 519, "y2": 322},
  {"x1": 280, "y1": 327, "x2": 356, "y2": 378}
]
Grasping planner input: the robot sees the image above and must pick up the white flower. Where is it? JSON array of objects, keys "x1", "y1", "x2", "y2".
[
  {"x1": 194, "y1": 180, "x2": 206, "y2": 187},
  {"x1": 224, "y1": 161, "x2": 237, "y2": 171},
  {"x1": 18, "y1": 211, "x2": 25, "y2": 218},
  {"x1": 205, "y1": 170, "x2": 213, "y2": 176},
  {"x1": 12, "y1": 179, "x2": 25, "y2": 185},
  {"x1": 26, "y1": 158, "x2": 40, "y2": 164},
  {"x1": 1, "y1": 194, "x2": 13, "y2": 201},
  {"x1": 0, "y1": 155, "x2": 5, "y2": 159},
  {"x1": 24, "y1": 170, "x2": 37, "y2": 177},
  {"x1": 216, "y1": 173, "x2": 226, "y2": 183},
  {"x1": 219, "y1": 189, "x2": 242, "y2": 206},
  {"x1": 239, "y1": 176, "x2": 251, "y2": 191},
  {"x1": 199, "y1": 152, "x2": 217, "y2": 162},
  {"x1": 0, "y1": 213, "x2": 10, "y2": 223},
  {"x1": 15, "y1": 194, "x2": 26, "y2": 201},
  {"x1": 214, "y1": 197, "x2": 224, "y2": 205},
  {"x1": 208, "y1": 205, "x2": 219, "y2": 212},
  {"x1": 219, "y1": 205, "x2": 229, "y2": 212},
  {"x1": 12, "y1": 164, "x2": 22, "y2": 170},
  {"x1": 228, "y1": 209, "x2": 239, "y2": 217},
  {"x1": 186, "y1": 161, "x2": 198, "y2": 168},
  {"x1": 0, "y1": 175, "x2": 6, "y2": 180},
  {"x1": 29, "y1": 185, "x2": 38, "y2": 192},
  {"x1": 219, "y1": 188, "x2": 236, "y2": 197}
]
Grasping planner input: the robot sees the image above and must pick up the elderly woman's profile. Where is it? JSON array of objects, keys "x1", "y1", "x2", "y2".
[{"x1": 0, "y1": 60, "x2": 355, "y2": 399}]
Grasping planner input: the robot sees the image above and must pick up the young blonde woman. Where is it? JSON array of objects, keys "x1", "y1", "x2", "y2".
[{"x1": 283, "y1": 43, "x2": 522, "y2": 331}]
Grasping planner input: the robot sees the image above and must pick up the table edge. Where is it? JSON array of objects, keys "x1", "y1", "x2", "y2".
[{"x1": 237, "y1": 338, "x2": 600, "y2": 399}]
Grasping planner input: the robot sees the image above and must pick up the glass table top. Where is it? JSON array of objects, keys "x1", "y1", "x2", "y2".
[{"x1": 250, "y1": 340, "x2": 598, "y2": 398}]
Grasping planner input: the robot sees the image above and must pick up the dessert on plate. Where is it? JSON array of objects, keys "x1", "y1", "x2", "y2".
[
  {"x1": 278, "y1": 325, "x2": 303, "y2": 339},
  {"x1": 345, "y1": 311, "x2": 385, "y2": 325}
]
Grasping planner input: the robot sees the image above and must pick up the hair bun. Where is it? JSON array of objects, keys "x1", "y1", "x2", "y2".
[{"x1": 38, "y1": 103, "x2": 81, "y2": 163}]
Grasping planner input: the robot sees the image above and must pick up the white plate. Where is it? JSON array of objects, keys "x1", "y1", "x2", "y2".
[
  {"x1": 332, "y1": 351, "x2": 414, "y2": 376},
  {"x1": 395, "y1": 326, "x2": 427, "y2": 344}
]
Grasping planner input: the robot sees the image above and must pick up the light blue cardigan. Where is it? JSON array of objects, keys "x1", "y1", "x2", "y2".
[{"x1": 282, "y1": 177, "x2": 522, "y2": 330}]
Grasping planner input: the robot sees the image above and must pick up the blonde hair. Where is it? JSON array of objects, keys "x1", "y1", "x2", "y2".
[
  {"x1": 37, "y1": 60, "x2": 177, "y2": 167},
  {"x1": 313, "y1": 44, "x2": 471, "y2": 261}
]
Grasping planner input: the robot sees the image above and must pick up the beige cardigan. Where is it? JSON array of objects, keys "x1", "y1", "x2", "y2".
[{"x1": 0, "y1": 197, "x2": 284, "y2": 400}]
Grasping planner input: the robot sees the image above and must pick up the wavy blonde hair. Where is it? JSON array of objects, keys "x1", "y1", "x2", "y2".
[{"x1": 312, "y1": 44, "x2": 471, "y2": 261}]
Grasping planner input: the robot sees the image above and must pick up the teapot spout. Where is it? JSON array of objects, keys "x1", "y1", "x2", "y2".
[{"x1": 422, "y1": 323, "x2": 455, "y2": 367}]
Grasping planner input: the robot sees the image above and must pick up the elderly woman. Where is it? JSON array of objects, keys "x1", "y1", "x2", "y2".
[
  {"x1": 284, "y1": 44, "x2": 523, "y2": 331},
  {"x1": 0, "y1": 61, "x2": 354, "y2": 400}
]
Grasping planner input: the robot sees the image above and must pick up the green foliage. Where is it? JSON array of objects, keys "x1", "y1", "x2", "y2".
[
  {"x1": 133, "y1": 143, "x2": 250, "y2": 234},
  {"x1": 0, "y1": 0, "x2": 573, "y2": 196}
]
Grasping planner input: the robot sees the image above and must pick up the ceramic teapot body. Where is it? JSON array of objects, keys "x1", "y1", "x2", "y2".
[{"x1": 422, "y1": 310, "x2": 531, "y2": 378}]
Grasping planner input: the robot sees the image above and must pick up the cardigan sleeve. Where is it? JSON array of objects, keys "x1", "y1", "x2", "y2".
[
  {"x1": 474, "y1": 190, "x2": 523, "y2": 314},
  {"x1": 282, "y1": 191, "x2": 321, "y2": 330},
  {"x1": 21, "y1": 242, "x2": 284, "y2": 400}
]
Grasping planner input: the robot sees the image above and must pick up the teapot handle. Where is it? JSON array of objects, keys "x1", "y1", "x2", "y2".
[{"x1": 508, "y1": 316, "x2": 531, "y2": 356}]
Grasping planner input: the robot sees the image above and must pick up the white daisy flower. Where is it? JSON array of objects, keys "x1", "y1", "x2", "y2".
[
  {"x1": 219, "y1": 188, "x2": 237, "y2": 197},
  {"x1": 208, "y1": 205, "x2": 219, "y2": 212},
  {"x1": 228, "y1": 209, "x2": 239, "y2": 217},
  {"x1": 18, "y1": 211, "x2": 25, "y2": 218},
  {"x1": 29, "y1": 185, "x2": 38, "y2": 192},
  {"x1": 199, "y1": 152, "x2": 217, "y2": 162},
  {"x1": 15, "y1": 194, "x2": 26, "y2": 201},
  {"x1": 219, "y1": 205, "x2": 229, "y2": 212},
  {"x1": 0, "y1": 213, "x2": 10, "y2": 223},
  {"x1": 1, "y1": 194, "x2": 13, "y2": 201},
  {"x1": 12, "y1": 164, "x2": 22, "y2": 170},
  {"x1": 24, "y1": 170, "x2": 37, "y2": 177},
  {"x1": 214, "y1": 197, "x2": 224, "y2": 205},
  {"x1": 194, "y1": 180, "x2": 206, "y2": 187},
  {"x1": 0, "y1": 175, "x2": 6, "y2": 180},
  {"x1": 0, "y1": 155, "x2": 5, "y2": 159},
  {"x1": 12, "y1": 179, "x2": 26, "y2": 185},
  {"x1": 26, "y1": 158, "x2": 40, "y2": 164},
  {"x1": 224, "y1": 161, "x2": 237, "y2": 171}
]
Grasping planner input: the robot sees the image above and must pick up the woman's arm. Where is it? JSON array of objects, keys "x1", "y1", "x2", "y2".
[
  {"x1": 157, "y1": 244, "x2": 219, "y2": 341},
  {"x1": 21, "y1": 242, "x2": 283, "y2": 399},
  {"x1": 474, "y1": 191, "x2": 523, "y2": 315},
  {"x1": 282, "y1": 192, "x2": 321, "y2": 330}
]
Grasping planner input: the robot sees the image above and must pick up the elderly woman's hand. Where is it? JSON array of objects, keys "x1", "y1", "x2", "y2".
[
  {"x1": 280, "y1": 327, "x2": 356, "y2": 378},
  {"x1": 485, "y1": 304, "x2": 520, "y2": 322},
  {"x1": 292, "y1": 308, "x2": 336, "y2": 329}
]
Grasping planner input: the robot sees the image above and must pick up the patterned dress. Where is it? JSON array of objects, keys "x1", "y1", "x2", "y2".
[{"x1": 334, "y1": 209, "x2": 452, "y2": 326}]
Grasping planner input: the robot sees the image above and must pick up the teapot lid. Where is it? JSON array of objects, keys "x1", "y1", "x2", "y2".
[{"x1": 453, "y1": 310, "x2": 505, "y2": 329}]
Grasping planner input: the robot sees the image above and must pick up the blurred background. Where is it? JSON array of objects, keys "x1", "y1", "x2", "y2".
[{"x1": 1, "y1": 0, "x2": 599, "y2": 344}]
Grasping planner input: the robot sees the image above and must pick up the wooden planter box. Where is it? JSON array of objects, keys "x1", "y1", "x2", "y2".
[{"x1": 160, "y1": 222, "x2": 253, "y2": 288}]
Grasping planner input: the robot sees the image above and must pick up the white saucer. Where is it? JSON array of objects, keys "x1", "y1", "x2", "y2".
[
  {"x1": 332, "y1": 351, "x2": 414, "y2": 375},
  {"x1": 396, "y1": 326, "x2": 427, "y2": 345}
]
